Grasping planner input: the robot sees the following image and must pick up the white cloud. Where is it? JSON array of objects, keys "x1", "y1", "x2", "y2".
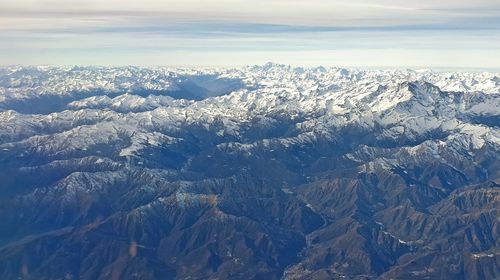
[{"x1": 0, "y1": 0, "x2": 499, "y2": 68}]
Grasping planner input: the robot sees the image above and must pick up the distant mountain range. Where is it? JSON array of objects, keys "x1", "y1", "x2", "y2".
[{"x1": 0, "y1": 64, "x2": 498, "y2": 279}]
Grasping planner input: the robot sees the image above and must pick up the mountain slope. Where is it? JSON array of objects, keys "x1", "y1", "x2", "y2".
[{"x1": 0, "y1": 64, "x2": 499, "y2": 279}]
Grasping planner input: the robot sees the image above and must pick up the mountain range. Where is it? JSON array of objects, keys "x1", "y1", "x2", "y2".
[{"x1": 0, "y1": 63, "x2": 499, "y2": 279}]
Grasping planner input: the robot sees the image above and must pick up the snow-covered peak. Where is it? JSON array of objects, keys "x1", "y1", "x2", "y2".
[{"x1": 0, "y1": 64, "x2": 498, "y2": 161}]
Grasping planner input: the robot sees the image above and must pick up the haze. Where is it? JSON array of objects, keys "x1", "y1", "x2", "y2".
[{"x1": 1, "y1": 0, "x2": 499, "y2": 69}]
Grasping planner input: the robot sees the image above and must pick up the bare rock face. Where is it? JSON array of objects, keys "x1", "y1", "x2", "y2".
[{"x1": 0, "y1": 65, "x2": 499, "y2": 279}]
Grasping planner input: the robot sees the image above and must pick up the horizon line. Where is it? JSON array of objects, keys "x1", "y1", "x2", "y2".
[{"x1": 1, "y1": 63, "x2": 499, "y2": 73}]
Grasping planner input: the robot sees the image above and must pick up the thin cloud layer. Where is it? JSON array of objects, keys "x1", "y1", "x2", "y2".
[{"x1": 1, "y1": 0, "x2": 499, "y2": 68}]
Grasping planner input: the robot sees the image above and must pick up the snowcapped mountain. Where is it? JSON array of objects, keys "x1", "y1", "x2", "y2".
[{"x1": 0, "y1": 64, "x2": 499, "y2": 280}]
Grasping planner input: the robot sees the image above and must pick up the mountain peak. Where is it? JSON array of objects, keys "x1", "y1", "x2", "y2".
[{"x1": 0, "y1": 66, "x2": 498, "y2": 280}]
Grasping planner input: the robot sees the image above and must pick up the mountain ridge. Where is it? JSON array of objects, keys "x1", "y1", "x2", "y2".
[{"x1": 0, "y1": 65, "x2": 498, "y2": 279}]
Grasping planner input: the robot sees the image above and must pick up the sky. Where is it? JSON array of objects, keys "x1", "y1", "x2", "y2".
[{"x1": 1, "y1": 0, "x2": 500, "y2": 69}]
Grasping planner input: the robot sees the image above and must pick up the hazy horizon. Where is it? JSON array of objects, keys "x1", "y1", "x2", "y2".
[
  {"x1": 2, "y1": 64, "x2": 500, "y2": 73},
  {"x1": 1, "y1": 0, "x2": 500, "y2": 69}
]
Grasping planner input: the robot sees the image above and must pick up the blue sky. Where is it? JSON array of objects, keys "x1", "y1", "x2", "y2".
[{"x1": 1, "y1": 0, "x2": 500, "y2": 68}]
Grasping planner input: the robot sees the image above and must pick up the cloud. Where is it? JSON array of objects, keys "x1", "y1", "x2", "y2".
[{"x1": 0, "y1": 0, "x2": 499, "y2": 68}]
